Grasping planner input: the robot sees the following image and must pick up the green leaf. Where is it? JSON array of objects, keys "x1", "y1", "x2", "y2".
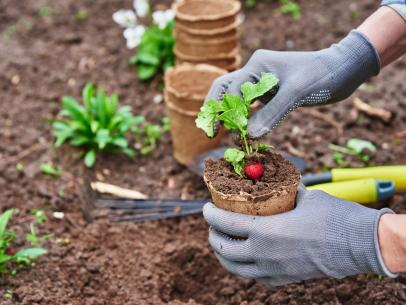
[
  {"x1": 241, "y1": 72, "x2": 279, "y2": 104},
  {"x1": 0, "y1": 254, "x2": 13, "y2": 265},
  {"x1": 346, "y1": 138, "x2": 376, "y2": 154},
  {"x1": 70, "y1": 136, "x2": 90, "y2": 146},
  {"x1": 61, "y1": 96, "x2": 88, "y2": 127},
  {"x1": 54, "y1": 128, "x2": 73, "y2": 147},
  {"x1": 95, "y1": 129, "x2": 110, "y2": 149},
  {"x1": 14, "y1": 248, "x2": 47, "y2": 258},
  {"x1": 254, "y1": 143, "x2": 273, "y2": 152},
  {"x1": 112, "y1": 138, "x2": 128, "y2": 148},
  {"x1": 137, "y1": 64, "x2": 158, "y2": 80},
  {"x1": 0, "y1": 210, "x2": 13, "y2": 240},
  {"x1": 82, "y1": 83, "x2": 94, "y2": 109},
  {"x1": 84, "y1": 150, "x2": 96, "y2": 167},
  {"x1": 122, "y1": 148, "x2": 135, "y2": 158},
  {"x1": 135, "y1": 50, "x2": 160, "y2": 66},
  {"x1": 39, "y1": 163, "x2": 62, "y2": 177},
  {"x1": 195, "y1": 99, "x2": 224, "y2": 138},
  {"x1": 96, "y1": 88, "x2": 107, "y2": 126},
  {"x1": 224, "y1": 148, "x2": 246, "y2": 177},
  {"x1": 90, "y1": 121, "x2": 99, "y2": 133}
]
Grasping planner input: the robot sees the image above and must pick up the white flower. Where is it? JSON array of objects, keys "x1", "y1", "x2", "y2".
[
  {"x1": 112, "y1": 9, "x2": 137, "y2": 28},
  {"x1": 124, "y1": 25, "x2": 145, "y2": 49},
  {"x1": 152, "y1": 9, "x2": 174, "y2": 29},
  {"x1": 133, "y1": 0, "x2": 150, "y2": 18}
]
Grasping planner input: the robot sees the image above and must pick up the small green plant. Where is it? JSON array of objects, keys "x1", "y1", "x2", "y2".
[
  {"x1": 196, "y1": 73, "x2": 278, "y2": 177},
  {"x1": 76, "y1": 9, "x2": 88, "y2": 21},
  {"x1": 52, "y1": 84, "x2": 144, "y2": 167},
  {"x1": 245, "y1": 0, "x2": 257, "y2": 8},
  {"x1": 133, "y1": 117, "x2": 170, "y2": 155},
  {"x1": 113, "y1": 1, "x2": 175, "y2": 80},
  {"x1": 40, "y1": 163, "x2": 63, "y2": 177},
  {"x1": 280, "y1": 0, "x2": 301, "y2": 20},
  {"x1": 130, "y1": 21, "x2": 175, "y2": 80},
  {"x1": 0, "y1": 210, "x2": 47, "y2": 274},
  {"x1": 329, "y1": 138, "x2": 376, "y2": 167},
  {"x1": 31, "y1": 209, "x2": 47, "y2": 224}
]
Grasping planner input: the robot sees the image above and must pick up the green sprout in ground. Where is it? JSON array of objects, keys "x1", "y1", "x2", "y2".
[
  {"x1": 329, "y1": 138, "x2": 376, "y2": 167},
  {"x1": 52, "y1": 83, "x2": 168, "y2": 167},
  {"x1": 133, "y1": 117, "x2": 171, "y2": 156},
  {"x1": 52, "y1": 84, "x2": 143, "y2": 167},
  {"x1": 196, "y1": 72, "x2": 278, "y2": 177},
  {"x1": 0, "y1": 210, "x2": 47, "y2": 275}
]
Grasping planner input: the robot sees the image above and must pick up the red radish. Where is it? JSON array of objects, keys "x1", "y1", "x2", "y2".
[
  {"x1": 6, "y1": 248, "x2": 16, "y2": 255},
  {"x1": 244, "y1": 162, "x2": 264, "y2": 181}
]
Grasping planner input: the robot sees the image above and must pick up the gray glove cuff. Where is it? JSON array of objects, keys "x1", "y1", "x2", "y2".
[{"x1": 326, "y1": 206, "x2": 397, "y2": 278}]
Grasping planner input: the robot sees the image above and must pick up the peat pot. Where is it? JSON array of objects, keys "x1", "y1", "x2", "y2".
[
  {"x1": 173, "y1": 0, "x2": 241, "y2": 32},
  {"x1": 204, "y1": 152, "x2": 301, "y2": 216},
  {"x1": 164, "y1": 64, "x2": 227, "y2": 166}
]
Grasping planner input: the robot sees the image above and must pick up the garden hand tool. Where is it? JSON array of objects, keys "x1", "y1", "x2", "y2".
[
  {"x1": 203, "y1": 185, "x2": 397, "y2": 286},
  {"x1": 302, "y1": 165, "x2": 406, "y2": 189},
  {"x1": 190, "y1": 147, "x2": 306, "y2": 176},
  {"x1": 92, "y1": 177, "x2": 393, "y2": 223},
  {"x1": 308, "y1": 178, "x2": 395, "y2": 205},
  {"x1": 205, "y1": 31, "x2": 380, "y2": 138}
]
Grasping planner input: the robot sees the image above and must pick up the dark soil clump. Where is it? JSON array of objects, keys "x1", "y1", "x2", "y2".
[{"x1": 205, "y1": 151, "x2": 300, "y2": 198}]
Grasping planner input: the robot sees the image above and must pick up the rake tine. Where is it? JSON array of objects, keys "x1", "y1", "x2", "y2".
[
  {"x1": 113, "y1": 207, "x2": 203, "y2": 223},
  {"x1": 96, "y1": 198, "x2": 207, "y2": 210}
]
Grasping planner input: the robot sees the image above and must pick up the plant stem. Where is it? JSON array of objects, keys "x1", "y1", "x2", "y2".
[{"x1": 241, "y1": 134, "x2": 252, "y2": 155}]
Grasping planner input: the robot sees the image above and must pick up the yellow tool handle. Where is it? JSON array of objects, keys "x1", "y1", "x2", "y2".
[
  {"x1": 308, "y1": 178, "x2": 394, "y2": 204},
  {"x1": 332, "y1": 166, "x2": 406, "y2": 189}
]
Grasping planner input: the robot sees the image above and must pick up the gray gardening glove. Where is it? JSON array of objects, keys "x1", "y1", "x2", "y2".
[
  {"x1": 203, "y1": 185, "x2": 396, "y2": 286},
  {"x1": 205, "y1": 30, "x2": 380, "y2": 138}
]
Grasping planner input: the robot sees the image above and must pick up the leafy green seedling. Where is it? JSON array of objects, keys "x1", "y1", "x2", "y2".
[
  {"x1": 76, "y1": 9, "x2": 88, "y2": 21},
  {"x1": 130, "y1": 21, "x2": 175, "y2": 80},
  {"x1": 40, "y1": 163, "x2": 63, "y2": 177},
  {"x1": 31, "y1": 209, "x2": 47, "y2": 224},
  {"x1": 0, "y1": 210, "x2": 47, "y2": 274},
  {"x1": 280, "y1": 0, "x2": 301, "y2": 20},
  {"x1": 133, "y1": 118, "x2": 170, "y2": 156},
  {"x1": 52, "y1": 83, "x2": 144, "y2": 167},
  {"x1": 15, "y1": 163, "x2": 24, "y2": 172},
  {"x1": 245, "y1": 0, "x2": 257, "y2": 8},
  {"x1": 329, "y1": 138, "x2": 376, "y2": 166},
  {"x1": 196, "y1": 72, "x2": 278, "y2": 177}
]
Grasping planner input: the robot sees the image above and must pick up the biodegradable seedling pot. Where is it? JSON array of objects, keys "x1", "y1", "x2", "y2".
[
  {"x1": 175, "y1": 39, "x2": 237, "y2": 58},
  {"x1": 173, "y1": 0, "x2": 241, "y2": 31},
  {"x1": 174, "y1": 45, "x2": 240, "y2": 61},
  {"x1": 174, "y1": 27, "x2": 240, "y2": 43},
  {"x1": 204, "y1": 152, "x2": 301, "y2": 216},
  {"x1": 175, "y1": 54, "x2": 241, "y2": 72},
  {"x1": 164, "y1": 64, "x2": 227, "y2": 166}
]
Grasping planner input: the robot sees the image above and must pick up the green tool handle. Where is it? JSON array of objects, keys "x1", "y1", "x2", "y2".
[
  {"x1": 332, "y1": 166, "x2": 406, "y2": 189},
  {"x1": 308, "y1": 178, "x2": 394, "y2": 204}
]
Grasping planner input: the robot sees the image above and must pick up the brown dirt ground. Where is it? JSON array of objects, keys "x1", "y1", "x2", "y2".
[{"x1": 0, "y1": 0, "x2": 405, "y2": 304}]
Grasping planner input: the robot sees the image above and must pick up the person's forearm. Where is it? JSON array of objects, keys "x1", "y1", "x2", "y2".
[
  {"x1": 357, "y1": 6, "x2": 406, "y2": 67},
  {"x1": 378, "y1": 214, "x2": 406, "y2": 273}
]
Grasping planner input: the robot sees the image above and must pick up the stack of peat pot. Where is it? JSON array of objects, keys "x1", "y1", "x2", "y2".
[
  {"x1": 173, "y1": 0, "x2": 242, "y2": 71},
  {"x1": 164, "y1": 64, "x2": 227, "y2": 166}
]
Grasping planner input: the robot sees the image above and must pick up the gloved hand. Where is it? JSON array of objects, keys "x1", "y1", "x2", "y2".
[
  {"x1": 203, "y1": 185, "x2": 396, "y2": 286},
  {"x1": 205, "y1": 30, "x2": 380, "y2": 138}
]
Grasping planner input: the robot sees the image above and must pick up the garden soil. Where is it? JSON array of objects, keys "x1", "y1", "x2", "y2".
[
  {"x1": 204, "y1": 152, "x2": 300, "y2": 198},
  {"x1": 0, "y1": 0, "x2": 405, "y2": 304}
]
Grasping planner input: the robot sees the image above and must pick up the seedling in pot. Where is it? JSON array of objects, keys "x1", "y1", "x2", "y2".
[
  {"x1": 196, "y1": 72, "x2": 278, "y2": 179},
  {"x1": 196, "y1": 73, "x2": 300, "y2": 216}
]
